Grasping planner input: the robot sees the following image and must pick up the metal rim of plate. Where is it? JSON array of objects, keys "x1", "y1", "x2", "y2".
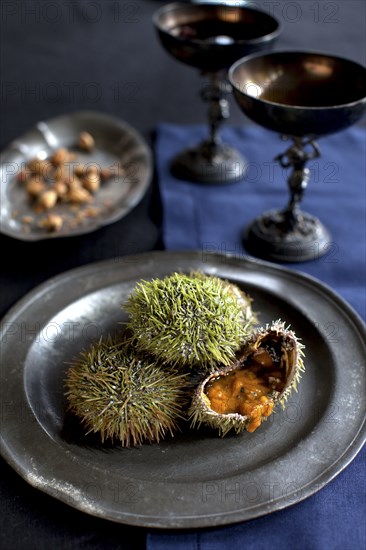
[
  {"x1": 0, "y1": 110, "x2": 152, "y2": 241},
  {"x1": 0, "y1": 250, "x2": 365, "y2": 529}
]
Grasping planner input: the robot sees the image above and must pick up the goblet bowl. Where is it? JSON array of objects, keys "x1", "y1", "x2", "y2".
[
  {"x1": 229, "y1": 51, "x2": 366, "y2": 136},
  {"x1": 153, "y1": 2, "x2": 282, "y2": 73}
]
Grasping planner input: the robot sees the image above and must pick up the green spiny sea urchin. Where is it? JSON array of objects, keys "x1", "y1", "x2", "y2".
[
  {"x1": 189, "y1": 320, "x2": 305, "y2": 436},
  {"x1": 65, "y1": 336, "x2": 189, "y2": 446},
  {"x1": 124, "y1": 272, "x2": 256, "y2": 372}
]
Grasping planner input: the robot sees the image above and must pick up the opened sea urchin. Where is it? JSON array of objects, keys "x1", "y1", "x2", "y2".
[
  {"x1": 65, "y1": 337, "x2": 188, "y2": 446},
  {"x1": 189, "y1": 321, "x2": 305, "y2": 435},
  {"x1": 125, "y1": 272, "x2": 255, "y2": 372}
]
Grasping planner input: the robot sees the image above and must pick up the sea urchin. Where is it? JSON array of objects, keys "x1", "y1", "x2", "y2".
[
  {"x1": 125, "y1": 272, "x2": 255, "y2": 372},
  {"x1": 189, "y1": 321, "x2": 305, "y2": 436},
  {"x1": 65, "y1": 336, "x2": 188, "y2": 446}
]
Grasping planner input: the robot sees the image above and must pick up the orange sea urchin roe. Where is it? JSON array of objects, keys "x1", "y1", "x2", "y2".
[{"x1": 206, "y1": 348, "x2": 284, "y2": 432}]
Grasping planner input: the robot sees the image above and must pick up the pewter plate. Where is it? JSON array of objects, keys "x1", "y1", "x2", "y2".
[
  {"x1": 0, "y1": 251, "x2": 365, "y2": 528},
  {"x1": 0, "y1": 111, "x2": 152, "y2": 240}
]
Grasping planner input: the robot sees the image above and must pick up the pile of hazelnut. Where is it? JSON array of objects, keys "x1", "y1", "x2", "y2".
[{"x1": 16, "y1": 132, "x2": 122, "y2": 233}]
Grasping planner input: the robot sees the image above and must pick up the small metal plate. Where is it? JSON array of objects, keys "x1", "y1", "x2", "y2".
[
  {"x1": 0, "y1": 111, "x2": 152, "y2": 240},
  {"x1": 0, "y1": 251, "x2": 365, "y2": 528}
]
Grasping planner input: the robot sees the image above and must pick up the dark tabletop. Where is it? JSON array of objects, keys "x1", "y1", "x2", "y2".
[{"x1": 0, "y1": 1, "x2": 365, "y2": 549}]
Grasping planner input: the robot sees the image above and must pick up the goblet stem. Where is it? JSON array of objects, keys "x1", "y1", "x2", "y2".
[
  {"x1": 243, "y1": 136, "x2": 332, "y2": 262},
  {"x1": 170, "y1": 72, "x2": 246, "y2": 184},
  {"x1": 201, "y1": 72, "x2": 230, "y2": 153},
  {"x1": 276, "y1": 136, "x2": 320, "y2": 231}
]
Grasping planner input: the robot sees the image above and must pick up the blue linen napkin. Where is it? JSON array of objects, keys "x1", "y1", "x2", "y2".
[{"x1": 147, "y1": 123, "x2": 366, "y2": 550}]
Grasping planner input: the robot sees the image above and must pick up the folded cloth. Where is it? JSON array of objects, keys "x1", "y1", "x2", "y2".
[
  {"x1": 148, "y1": 123, "x2": 366, "y2": 550},
  {"x1": 155, "y1": 123, "x2": 365, "y2": 319}
]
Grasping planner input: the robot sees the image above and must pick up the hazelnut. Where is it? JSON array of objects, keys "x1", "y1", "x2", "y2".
[
  {"x1": 51, "y1": 148, "x2": 71, "y2": 165},
  {"x1": 67, "y1": 187, "x2": 92, "y2": 204},
  {"x1": 78, "y1": 132, "x2": 95, "y2": 152},
  {"x1": 53, "y1": 180, "x2": 68, "y2": 198},
  {"x1": 73, "y1": 163, "x2": 86, "y2": 177},
  {"x1": 83, "y1": 173, "x2": 100, "y2": 193},
  {"x1": 38, "y1": 189, "x2": 58, "y2": 210}
]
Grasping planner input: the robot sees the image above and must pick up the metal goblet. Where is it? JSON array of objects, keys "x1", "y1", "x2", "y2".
[
  {"x1": 229, "y1": 50, "x2": 366, "y2": 261},
  {"x1": 153, "y1": 2, "x2": 281, "y2": 185}
]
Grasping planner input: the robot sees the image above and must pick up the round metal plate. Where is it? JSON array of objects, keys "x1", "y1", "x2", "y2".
[
  {"x1": 0, "y1": 111, "x2": 152, "y2": 241},
  {"x1": 0, "y1": 251, "x2": 365, "y2": 528}
]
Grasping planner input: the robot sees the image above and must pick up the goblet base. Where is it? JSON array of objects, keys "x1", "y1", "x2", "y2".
[
  {"x1": 243, "y1": 209, "x2": 331, "y2": 262},
  {"x1": 171, "y1": 141, "x2": 246, "y2": 184}
]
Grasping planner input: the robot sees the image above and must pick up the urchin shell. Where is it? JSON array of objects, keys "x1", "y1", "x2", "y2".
[
  {"x1": 125, "y1": 271, "x2": 256, "y2": 372},
  {"x1": 189, "y1": 320, "x2": 305, "y2": 436},
  {"x1": 65, "y1": 336, "x2": 189, "y2": 446}
]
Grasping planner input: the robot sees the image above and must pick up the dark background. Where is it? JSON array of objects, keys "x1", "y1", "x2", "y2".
[{"x1": 0, "y1": 1, "x2": 365, "y2": 548}]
